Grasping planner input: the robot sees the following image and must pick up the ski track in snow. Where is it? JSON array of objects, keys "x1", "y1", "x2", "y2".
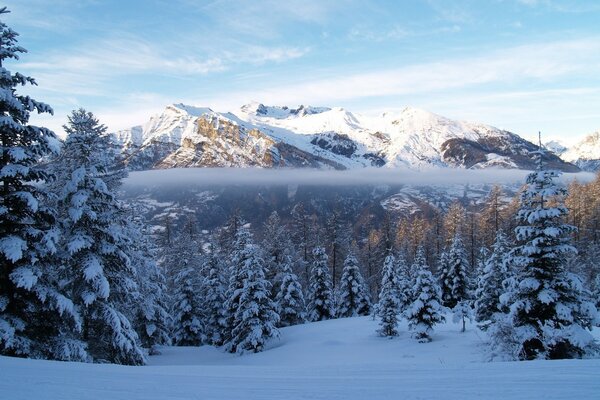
[{"x1": 1, "y1": 316, "x2": 599, "y2": 400}]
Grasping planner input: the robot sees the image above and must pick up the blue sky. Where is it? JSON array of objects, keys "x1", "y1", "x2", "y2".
[{"x1": 4, "y1": 0, "x2": 600, "y2": 142}]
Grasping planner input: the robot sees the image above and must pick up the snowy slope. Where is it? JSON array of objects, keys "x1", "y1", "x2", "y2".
[
  {"x1": 112, "y1": 103, "x2": 578, "y2": 172},
  {"x1": 561, "y1": 131, "x2": 600, "y2": 171},
  {"x1": 2, "y1": 316, "x2": 599, "y2": 399}
]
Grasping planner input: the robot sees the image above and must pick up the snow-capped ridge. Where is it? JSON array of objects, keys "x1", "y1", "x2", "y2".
[
  {"x1": 560, "y1": 131, "x2": 600, "y2": 171},
  {"x1": 240, "y1": 102, "x2": 331, "y2": 119},
  {"x1": 167, "y1": 103, "x2": 215, "y2": 117},
  {"x1": 110, "y1": 102, "x2": 579, "y2": 172}
]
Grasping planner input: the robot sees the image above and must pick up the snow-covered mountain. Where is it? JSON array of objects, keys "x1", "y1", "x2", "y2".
[
  {"x1": 558, "y1": 132, "x2": 600, "y2": 172},
  {"x1": 112, "y1": 103, "x2": 578, "y2": 172}
]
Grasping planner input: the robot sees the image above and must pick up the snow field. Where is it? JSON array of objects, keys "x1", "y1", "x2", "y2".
[{"x1": 2, "y1": 315, "x2": 599, "y2": 400}]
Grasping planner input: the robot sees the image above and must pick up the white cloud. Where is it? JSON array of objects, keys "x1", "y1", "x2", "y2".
[
  {"x1": 205, "y1": 38, "x2": 600, "y2": 107},
  {"x1": 18, "y1": 35, "x2": 308, "y2": 98}
]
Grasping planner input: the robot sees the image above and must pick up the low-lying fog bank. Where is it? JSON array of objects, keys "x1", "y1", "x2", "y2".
[{"x1": 123, "y1": 167, "x2": 595, "y2": 188}]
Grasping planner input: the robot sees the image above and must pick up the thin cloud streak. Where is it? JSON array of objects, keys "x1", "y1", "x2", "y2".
[{"x1": 211, "y1": 38, "x2": 600, "y2": 107}]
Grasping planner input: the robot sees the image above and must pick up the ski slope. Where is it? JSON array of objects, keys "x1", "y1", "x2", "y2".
[{"x1": 2, "y1": 316, "x2": 599, "y2": 399}]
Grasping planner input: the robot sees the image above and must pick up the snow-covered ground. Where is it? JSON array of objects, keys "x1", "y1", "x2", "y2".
[{"x1": 2, "y1": 316, "x2": 599, "y2": 399}]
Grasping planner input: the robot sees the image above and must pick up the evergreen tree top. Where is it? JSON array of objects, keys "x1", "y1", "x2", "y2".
[
  {"x1": 63, "y1": 109, "x2": 108, "y2": 136},
  {"x1": 412, "y1": 246, "x2": 427, "y2": 269},
  {"x1": 0, "y1": 8, "x2": 27, "y2": 65},
  {"x1": 0, "y1": 11, "x2": 54, "y2": 149}
]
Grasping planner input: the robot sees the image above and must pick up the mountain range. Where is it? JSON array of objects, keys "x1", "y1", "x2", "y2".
[{"x1": 111, "y1": 102, "x2": 597, "y2": 172}]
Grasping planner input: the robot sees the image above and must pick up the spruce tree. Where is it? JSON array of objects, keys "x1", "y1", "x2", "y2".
[
  {"x1": 406, "y1": 247, "x2": 445, "y2": 342},
  {"x1": 306, "y1": 246, "x2": 335, "y2": 321},
  {"x1": 493, "y1": 146, "x2": 598, "y2": 360},
  {"x1": 262, "y1": 211, "x2": 289, "y2": 296},
  {"x1": 223, "y1": 222, "x2": 252, "y2": 344},
  {"x1": 275, "y1": 254, "x2": 306, "y2": 327},
  {"x1": 56, "y1": 109, "x2": 144, "y2": 365},
  {"x1": 376, "y1": 253, "x2": 400, "y2": 337},
  {"x1": 225, "y1": 233, "x2": 279, "y2": 354},
  {"x1": 0, "y1": 8, "x2": 82, "y2": 360},
  {"x1": 440, "y1": 233, "x2": 471, "y2": 309},
  {"x1": 474, "y1": 232, "x2": 510, "y2": 327},
  {"x1": 337, "y1": 253, "x2": 371, "y2": 317},
  {"x1": 396, "y1": 252, "x2": 412, "y2": 314},
  {"x1": 170, "y1": 231, "x2": 204, "y2": 346},
  {"x1": 202, "y1": 251, "x2": 228, "y2": 346},
  {"x1": 437, "y1": 250, "x2": 451, "y2": 305},
  {"x1": 130, "y1": 218, "x2": 170, "y2": 353}
]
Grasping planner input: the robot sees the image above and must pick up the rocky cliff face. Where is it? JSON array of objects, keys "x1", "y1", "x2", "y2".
[{"x1": 111, "y1": 103, "x2": 579, "y2": 172}]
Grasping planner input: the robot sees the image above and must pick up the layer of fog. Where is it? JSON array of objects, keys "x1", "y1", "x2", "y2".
[{"x1": 123, "y1": 167, "x2": 595, "y2": 188}]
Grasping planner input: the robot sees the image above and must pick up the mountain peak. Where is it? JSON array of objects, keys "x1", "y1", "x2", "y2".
[
  {"x1": 562, "y1": 130, "x2": 600, "y2": 170},
  {"x1": 240, "y1": 102, "x2": 331, "y2": 118},
  {"x1": 167, "y1": 103, "x2": 214, "y2": 117}
]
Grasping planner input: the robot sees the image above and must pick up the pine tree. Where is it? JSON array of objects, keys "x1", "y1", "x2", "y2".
[
  {"x1": 225, "y1": 236, "x2": 279, "y2": 354},
  {"x1": 337, "y1": 253, "x2": 371, "y2": 317},
  {"x1": 492, "y1": 146, "x2": 598, "y2": 360},
  {"x1": 56, "y1": 109, "x2": 144, "y2": 365},
  {"x1": 406, "y1": 247, "x2": 445, "y2": 342},
  {"x1": 479, "y1": 186, "x2": 504, "y2": 248},
  {"x1": 218, "y1": 210, "x2": 244, "y2": 262},
  {"x1": 129, "y1": 217, "x2": 170, "y2": 353},
  {"x1": 437, "y1": 250, "x2": 451, "y2": 304},
  {"x1": 275, "y1": 254, "x2": 306, "y2": 327},
  {"x1": 474, "y1": 232, "x2": 510, "y2": 327},
  {"x1": 0, "y1": 8, "x2": 83, "y2": 360},
  {"x1": 440, "y1": 233, "x2": 471, "y2": 309},
  {"x1": 452, "y1": 300, "x2": 473, "y2": 333},
  {"x1": 223, "y1": 222, "x2": 252, "y2": 344},
  {"x1": 306, "y1": 246, "x2": 335, "y2": 321},
  {"x1": 396, "y1": 252, "x2": 412, "y2": 314},
  {"x1": 262, "y1": 211, "x2": 293, "y2": 300},
  {"x1": 170, "y1": 231, "x2": 204, "y2": 346},
  {"x1": 201, "y1": 251, "x2": 228, "y2": 346},
  {"x1": 443, "y1": 202, "x2": 466, "y2": 243},
  {"x1": 326, "y1": 210, "x2": 350, "y2": 289},
  {"x1": 376, "y1": 254, "x2": 400, "y2": 337},
  {"x1": 291, "y1": 203, "x2": 312, "y2": 283},
  {"x1": 594, "y1": 273, "x2": 600, "y2": 311}
]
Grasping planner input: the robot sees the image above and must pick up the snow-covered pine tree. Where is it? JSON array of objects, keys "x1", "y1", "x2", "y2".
[
  {"x1": 56, "y1": 109, "x2": 144, "y2": 365},
  {"x1": 225, "y1": 231, "x2": 279, "y2": 354},
  {"x1": 201, "y1": 250, "x2": 228, "y2": 346},
  {"x1": 337, "y1": 253, "x2": 371, "y2": 317},
  {"x1": 170, "y1": 229, "x2": 204, "y2": 346},
  {"x1": 306, "y1": 246, "x2": 336, "y2": 321},
  {"x1": 396, "y1": 252, "x2": 412, "y2": 314},
  {"x1": 452, "y1": 300, "x2": 473, "y2": 333},
  {"x1": 440, "y1": 232, "x2": 471, "y2": 309},
  {"x1": 376, "y1": 253, "x2": 400, "y2": 337},
  {"x1": 217, "y1": 210, "x2": 244, "y2": 263},
  {"x1": 129, "y1": 217, "x2": 170, "y2": 353},
  {"x1": 474, "y1": 231, "x2": 510, "y2": 328},
  {"x1": 406, "y1": 247, "x2": 445, "y2": 342},
  {"x1": 437, "y1": 250, "x2": 450, "y2": 304},
  {"x1": 0, "y1": 8, "x2": 83, "y2": 361},
  {"x1": 262, "y1": 211, "x2": 289, "y2": 296},
  {"x1": 594, "y1": 273, "x2": 600, "y2": 312},
  {"x1": 275, "y1": 254, "x2": 306, "y2": 327},
  {"x1": 223, "y1": 222, "x2": 252, "y2": 344},
  {"x1": 492, "y1": 145, "x2": 598, "y2": 360}
]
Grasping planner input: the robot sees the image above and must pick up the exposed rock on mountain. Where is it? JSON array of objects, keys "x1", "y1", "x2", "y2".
[{"x1": 111, "y1": 103, "x2": 579, "y2": 172}]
